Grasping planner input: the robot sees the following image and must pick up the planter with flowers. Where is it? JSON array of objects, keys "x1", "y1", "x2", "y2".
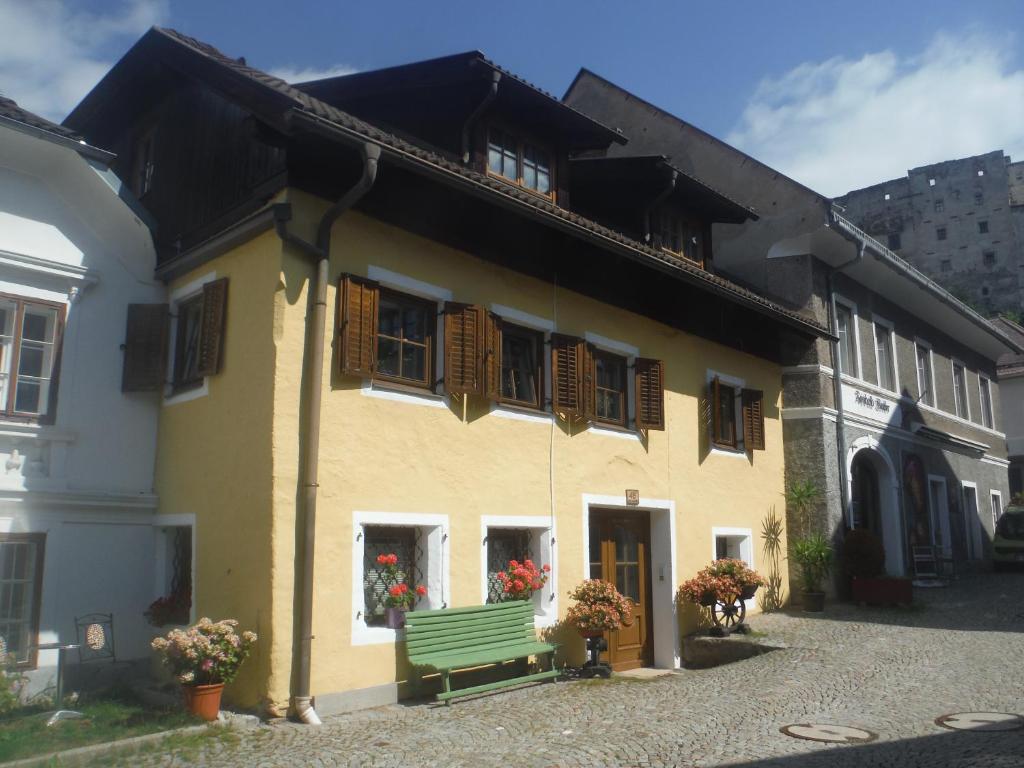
[
  {"x1": 376, "y1": 553, "x2": 427, "y2": 629},
  {"x1": 678, "y1": 559, "x2": 764, "y2": 636},
  {"x1": 151, "y1": 618, "x2": 257, "y2": 721},
  {"x1": 495, "y1": 558, "x2": 550, "y2": 603},
  {"x1": 565, "y1": 579, "x2": 632, "y2": 677}
]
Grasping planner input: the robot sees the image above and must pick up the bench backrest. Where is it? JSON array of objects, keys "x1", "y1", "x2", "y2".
[{"x1": 405, "y1": 601, "x2": 536, "y2": 660}]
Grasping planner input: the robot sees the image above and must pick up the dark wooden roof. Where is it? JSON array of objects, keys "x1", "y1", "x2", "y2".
[
  {"x1": 65, "y1": 27, "x2": 829, "y2": 340},
  {"x1": 1, "y1": 96, "x2": 82, "y2": 140}
]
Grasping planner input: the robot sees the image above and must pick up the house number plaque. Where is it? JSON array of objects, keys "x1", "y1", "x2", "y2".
[{"x1": 625, "y1": 489, "x2": 640, "y2": 506}]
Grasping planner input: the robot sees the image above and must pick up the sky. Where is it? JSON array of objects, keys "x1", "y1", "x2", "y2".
[{"x1": 3, "y1": 0, "x2": 1024, "y2": 197}]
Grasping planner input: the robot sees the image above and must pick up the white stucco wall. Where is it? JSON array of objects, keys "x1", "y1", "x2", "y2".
[
  {"x1": 1000, "y1": 376, "x2": 1024, "y2": 458},
  {"x1": 0, "y1": 123, "x2": 164, "y2": 693}
]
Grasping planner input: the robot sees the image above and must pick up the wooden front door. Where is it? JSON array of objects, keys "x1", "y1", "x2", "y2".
[{"x1": 588, "y1": 510, "x2": 653, "y2": 671}]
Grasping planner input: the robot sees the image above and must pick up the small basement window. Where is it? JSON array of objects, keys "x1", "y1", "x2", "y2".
[
  {"x1": 712, "y1": 528, "x2": 754, "y2": 568},
  {"x1": 0, "y1": 534, "x2": 45, "y2": 668},
  {"x1": 362, "y1": 525, "x2": 427, "y2": 627}
]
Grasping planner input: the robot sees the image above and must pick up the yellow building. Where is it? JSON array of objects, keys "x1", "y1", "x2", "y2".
[{"x1": 68, "y1": 30, "x2": 830, "y2": 717}]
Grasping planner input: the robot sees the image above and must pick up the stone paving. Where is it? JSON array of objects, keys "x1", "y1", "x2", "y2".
[{"x1": 125, "y1": 573, "x2": 1024, "y2": 767}]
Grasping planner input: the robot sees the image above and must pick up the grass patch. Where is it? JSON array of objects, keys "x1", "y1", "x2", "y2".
[{"x1": 0, "y1": 688, "x2": 201, "y2": 763}]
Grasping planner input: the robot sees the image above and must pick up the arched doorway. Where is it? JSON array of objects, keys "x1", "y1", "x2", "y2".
[
  {"x1": 846, "y1": 439, "x2": 905, "y2": 575},
  {"x1": 851, "y1": 453, "x2": 882, "y2": 536}
]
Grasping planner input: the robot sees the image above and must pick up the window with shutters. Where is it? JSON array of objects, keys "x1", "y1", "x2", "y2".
[
  {"x1": 168, "y1": 277, "x2": 228, "y2": 395},
  {"x1": 0, "y1": 295, "x2": 64, "y2": 422},
  {"x1": 0, "y1": 533, "x2": 45, "y2": 668},
  {"x1": 486, "y1": 127, "x2": 553, "y2": 198},
  {"x1": 709, "y1": 373, "x2": 765, "y2": 453},
  {"x1": 592, "y1": 350, "x2": 627, "y2": 427},
  {"x1": 376, "y1": 289, "x2": 435, "y2": 389},
  {"x1": 499, "y1": 323, "x2": 543, "y2": 408}
]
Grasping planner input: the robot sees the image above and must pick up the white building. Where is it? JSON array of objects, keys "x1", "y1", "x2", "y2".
[{"x1": 0, "y1": 97, "x2": 167, "y2": 694}]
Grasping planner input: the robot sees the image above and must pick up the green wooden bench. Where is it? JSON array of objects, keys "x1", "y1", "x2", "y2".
[{"x1": 405, "y1": 601, "x2": 559, "y2": 703}]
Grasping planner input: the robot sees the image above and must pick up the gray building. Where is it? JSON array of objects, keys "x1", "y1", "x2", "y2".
[
  {"x1": 835, "y1": 151, "x2": 1024, "y2": 317},
  {"x1": 566, "y1": 72, "x2": 1023, "y2": 588}
]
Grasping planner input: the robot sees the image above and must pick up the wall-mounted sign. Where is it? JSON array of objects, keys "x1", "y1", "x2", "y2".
[
  {"x1": 625, "y1": 489, "x2": 640, "y2": 506},
  {"x1": 842, "y1": 383, "x2": 900, "y2": 425}
]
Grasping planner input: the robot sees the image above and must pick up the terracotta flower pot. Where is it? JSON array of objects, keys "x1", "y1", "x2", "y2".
[
  {"x1": 182, "y1": 683, "x2": 224, "y2": 721},
  {"x1": 385, "y1": 607, "x2": 407, "y2": 629},
  {"x1": 577, "y1": 628, "x2": 604, "y2": 638}
]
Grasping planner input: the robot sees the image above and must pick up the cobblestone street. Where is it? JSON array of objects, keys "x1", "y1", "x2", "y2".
[{"x1": 129, "y1": 573, "x2": 1024, "y2": 768}]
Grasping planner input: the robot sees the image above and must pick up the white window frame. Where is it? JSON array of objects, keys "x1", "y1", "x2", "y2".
[
  {"x1": 951, "y1": 359, "x2": 970, "y2": 421},
  {"x1": 479, "y1": 515, "x2": 557, "y2": 628},
  {"x1": 990, "y1": 490, "x2": 1003, "y2": 531},
  {"x1": 351, "y1": 511, "x2": 449, "y2": 646},
  {"x1": 163, "y1": 272, "x2": 217, "y2": 406},
  {"x1": 488, "y1": 303, "x2": 555, "y2": 423},
  {"x1": 927, "y1": 475, "x2": 951, "y2": 551},
  {"x1": 871, "y1": 316, "x2": 899, "y2": 394},
  {"x1": 153, "y1": 513, "x2": 196, "y2": 627},
  {"x1": 914, "y1": 338, "x2": 936, "y2": 408},
  {"x1": 978, "y1": 374, "x2": 995, "y2": 429},
  {"x1": 706, "y1": 369, "x2": 747, "y2": 457},
  {"x1": 585, "y1": 331, "x2": 640, "y2": 439},
  {"x1": 360, "y1": 266, "x2": 451, "y2": 409},
  {"x1": 710, "y1": 526, "x2": 756, "y2": 612},
  {"x1": 833, "y1": 295, "x2": 861, "y2": 380}
]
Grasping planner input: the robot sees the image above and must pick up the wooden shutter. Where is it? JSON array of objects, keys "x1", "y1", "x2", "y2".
[
  {"x1": 551, "y1": 334, "x2": 584, "y2": 417},
  {"x1": 635, "y1": 358, "x2": 665, "y2": 431},
  {"x1": 339, "y1": 274, "x2": 379, "y2": 377},
  {"x1": 742, "y1": 388, "x2": 766, "y2": 451},
  {"x1": 484, "y1": 312, "x2": 502, "y2": 401},
  {"x1": 444, "y1": 302, "x2": 485, "y2": 395},
  {"x1": 122, "y1": 303, "x2": 168, "y2": 392},
  {"x1": 196, "y1": 277, "x2": 228, "y2": 377}
]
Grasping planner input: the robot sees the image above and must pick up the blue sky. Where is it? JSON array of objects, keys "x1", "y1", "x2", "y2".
[{"x1": 4, "y1": 0, "x2": 1024, "y2": 195}]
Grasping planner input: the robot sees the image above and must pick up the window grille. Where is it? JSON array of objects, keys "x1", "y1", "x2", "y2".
[
  {"x1": 486, "y1": 528, "x2": 533, "y2": 604},
  {"x1": 362, "y1": 526, "x2": 423, "y2": 626}
]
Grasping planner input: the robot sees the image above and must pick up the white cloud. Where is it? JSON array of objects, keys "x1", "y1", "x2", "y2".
[
  {"x1": 267, "y1": 64, "x2": 358, "y2": 84},
  {"x1": 727, "y1": 32, "x2": 1024, "y2": 197},
  {"x1": 0, "y1": 0, "x2": 166, "y2": 121}
]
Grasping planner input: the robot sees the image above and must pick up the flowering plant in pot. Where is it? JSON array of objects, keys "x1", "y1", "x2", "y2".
[
  {"x1": 151, "y1": 618, "x2": 257, "y2": 721},
  {"x1": 678, "y1": 559, "x2": 765, "y2": 606},
  {"x1": 496, "y1": 559, "x2": 550, "y2": 602},
  {"x1": 376, "y1": 553, "x2": 427, "y2": 628},
  {"x1": 565, "y1": 579, "x2": 632, "y2": 636}
]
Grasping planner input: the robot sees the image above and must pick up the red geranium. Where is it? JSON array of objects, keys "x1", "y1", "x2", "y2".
[{"x1": 496, "y1": 558, "x2": 550, "y2": 602}]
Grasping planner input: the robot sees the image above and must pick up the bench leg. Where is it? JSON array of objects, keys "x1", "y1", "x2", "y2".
[
  {"x1": 442, "y1": 670, "x2": 451, "y2": 706},
  {"x1": 410, "y1": 668, "x2": 420, "y2": 699}
]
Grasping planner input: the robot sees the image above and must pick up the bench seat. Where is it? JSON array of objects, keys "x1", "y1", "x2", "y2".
[{"x1": 405, "y1": 601, "x2": 558, "y2": 703}]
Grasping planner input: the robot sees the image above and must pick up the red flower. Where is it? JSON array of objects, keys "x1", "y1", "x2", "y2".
[
  {"x1": 513, "y1": 580, "x2": 524, "y2": 591},
  {"x1": 415, "y1": 585, "x2": 427, "y2": 597},
  {"x1": 388, "y1": 585, "x2": 403, "y2": 597}
]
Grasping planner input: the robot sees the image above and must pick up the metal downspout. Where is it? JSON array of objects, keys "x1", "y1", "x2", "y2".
[
  {"x1": 828, "y1": 241, "x2": 865, "y2": 531},
  {"x1": 461, "y1": 70, "x2": 501, "y2": 164},
  {"x1": 274, "y1": 141, "x2": 381, "y2": 724}
]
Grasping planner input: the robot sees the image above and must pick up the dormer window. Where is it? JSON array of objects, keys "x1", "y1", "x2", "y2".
[
  {"x1": 653, "y1": 209, "x2": 703, "y2": 267},
  {"x1": 486, "y1": 128, "x2": 552, "y2": 198}
]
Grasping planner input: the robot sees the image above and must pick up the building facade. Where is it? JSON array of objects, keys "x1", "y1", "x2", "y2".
[
  {"x1": 67, "y1": 30, "x2": 830, "y2": 716},
  {"x1": 835, "y1": 151, "x2": 1024, "y2": 317},
  {"x1": 990, "y1": 316, "x2": 1024, "y2": 499},
  {"x1": 566, "y1": 72, "x2": 1020, "y2": 589},
  {"x1": 0, "y1": 98, "x2": 164, "y2": 693}
]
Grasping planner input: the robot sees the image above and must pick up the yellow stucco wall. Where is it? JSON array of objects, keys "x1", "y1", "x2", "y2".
[{"x1": 158, "y1": 189, "x2": 790, "y2": 711}]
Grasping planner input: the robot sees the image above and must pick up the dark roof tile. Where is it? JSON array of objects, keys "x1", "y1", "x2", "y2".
[{"x1": 0, "y1": 96, "x2": 81, "y2": 140}]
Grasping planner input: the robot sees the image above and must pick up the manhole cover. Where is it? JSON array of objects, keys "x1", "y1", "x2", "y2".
[
  {"x1": 935, "y1": 713, "x2": 1024, "y2": 732},
  {"x1": 780, "y1": 724, "x2": 878, "y2": 744}
]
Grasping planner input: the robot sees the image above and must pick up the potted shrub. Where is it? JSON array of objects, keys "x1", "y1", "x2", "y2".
[
  {"x1": 495, "y1": 558, "x2": 550, "y2": 602},
  {"x1": 375, "y1": 553, "x2": 427, "y2": 628},
  {"x1": 151, "y1": 618, "x2": 257, "y2": 721},
  {"x1": 790, "y1": 533, "x2": 832, "y2": 612},
  {"x1": 678, "y1": 559, "x2": 764, "y2": 634},
  {"x1": 843, "y1": 529, "x2": 912, "y2": 606},
  {"x1": 565, "y1": 579, "x2": 632, "y2": 637}
]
